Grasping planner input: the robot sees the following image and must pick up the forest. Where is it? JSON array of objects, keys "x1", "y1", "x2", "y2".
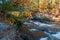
[{"x1": 0, "y1": 0, "x2": 60, "y2": 40}]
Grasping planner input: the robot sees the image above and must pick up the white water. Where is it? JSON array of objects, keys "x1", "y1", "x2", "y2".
[
  {"x1": 40, "y1": 37, "x2": 48, "y2": 40},
  {"x1": 40, "y1": 32, "x2": 60, "y2": 40},
  {"x1": 32, "y1": 21, "x2": 55, "y2": 27},
  {"x1": 24, "y1": 20, "x2": 60, "y2": 40},
  {"x1": 52, "y1": 32, "x2": 60, "y2": 39},
  {"x1": 24, "y1": 20, "x2": 55, "y2": 27},
  {"x1": 29, "y1": 29, "x2": 39, "y2": 32}
]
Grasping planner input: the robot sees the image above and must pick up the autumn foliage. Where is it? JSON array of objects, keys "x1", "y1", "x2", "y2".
[{"x1": 12, "y1": 0, "x2": 31, "y2": 5}]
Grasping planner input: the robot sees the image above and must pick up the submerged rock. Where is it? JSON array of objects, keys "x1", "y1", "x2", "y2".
[{"x1": 23, "y1": 20, "x2": 60, "y2": 40}]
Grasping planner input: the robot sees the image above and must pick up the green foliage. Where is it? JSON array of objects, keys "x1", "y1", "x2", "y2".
[
  {"x1": 14, "y1": 14, "x2": 26, "y2": 22},
  {"x1": 0, "y1": 1, "x2": 17, "y2": 11},
  {"x1": 0, "y1": 0, "x2": 26, "y2": 23}
]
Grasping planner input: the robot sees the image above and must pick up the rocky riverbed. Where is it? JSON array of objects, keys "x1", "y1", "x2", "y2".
[
  {"x1": 0, "y1": 22, "x2": 16, "y2": 40},
  {"x1": 23, "y1": 20, "x2": 60, "y2": 40},
  {"x1": 0, "y1": 22, "x2": 32, "y2": 40},
  {"x1": 1, "y1": 20, "x2": 60, "y2": 40}
]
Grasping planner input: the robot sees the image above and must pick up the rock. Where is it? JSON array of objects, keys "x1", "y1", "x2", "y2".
[
  {"x1": 23, "y1": 20, "x2": 60, "y2": 40},
  {"x1": 0, "y1": 22, "x2": 16, "y2": 40}
]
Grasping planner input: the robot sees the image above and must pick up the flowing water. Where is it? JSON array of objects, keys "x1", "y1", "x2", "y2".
[
  {"x1": 0, "y1": 20, "x2": 60, "y2": 40},
  {"x1": 24, "y1": 20, "x2": 60, "y2": 40}
]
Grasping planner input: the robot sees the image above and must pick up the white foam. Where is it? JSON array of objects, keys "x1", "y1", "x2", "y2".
[
  {"x1": 40, "y1": 37, "x2": 48, "y2": 40},
  {"x1": 29, "y1": 29, "x2": 38, "y2": 31},
  {"x1": 52, "y1": 32, "x2": 60, "y2": 39}
]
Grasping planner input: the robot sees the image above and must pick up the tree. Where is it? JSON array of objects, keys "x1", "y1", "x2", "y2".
[
  {"x1": 0, "y1": 0, "x2": 26, "y2": 24},
  {"x1": 12, "y1": 0, "x2": 31, "y2": 5}
]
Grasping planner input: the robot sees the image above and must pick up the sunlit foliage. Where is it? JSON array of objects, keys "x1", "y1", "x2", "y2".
[
  {"x1": 23, "y1": 10, "x2": 32, "y2": 19},
  {"x1": 13, "y1": 0, "x2": 31, "y2": 5}
]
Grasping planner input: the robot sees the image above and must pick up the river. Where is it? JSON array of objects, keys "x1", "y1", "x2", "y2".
[
  {"x1": 23, "y1": 20, "x2": 60, "y2": 40},
  {"x1": 0, "y1": 20, "x2": 60, "y2": 40}
]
